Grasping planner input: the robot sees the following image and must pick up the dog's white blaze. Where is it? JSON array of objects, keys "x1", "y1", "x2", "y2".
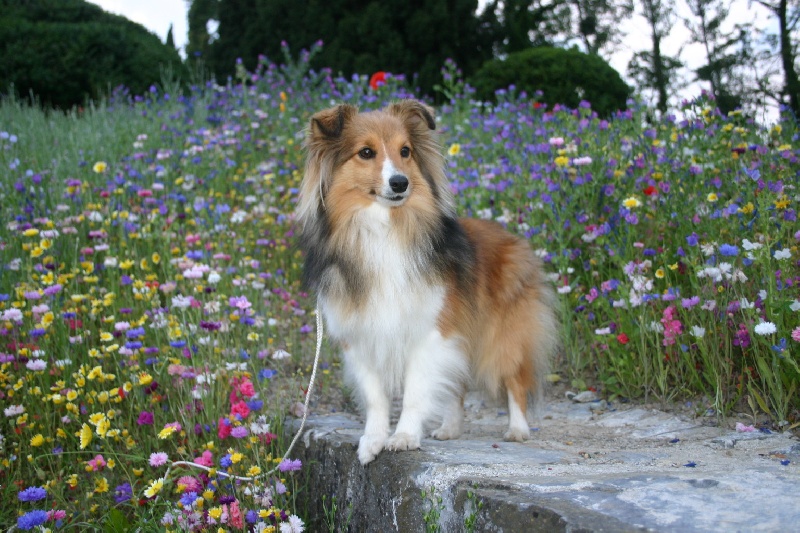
[
  {"x1": 507, "y1": 388, "x2": 529, "y2": 436},
  {"x1": 380, "y1": 142, "x2": 399, "y2": 186}
]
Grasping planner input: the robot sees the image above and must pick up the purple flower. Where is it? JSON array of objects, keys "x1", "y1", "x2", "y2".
[
  {"x1": 719, "y1": 244, "x2": 738, "y2": 256},
  {"x1": 231, "y1": 426, "x2": 248, "y2": 438},
  {"x1": 114, "y1": 482, "x2": 133, "y2": 504},
  {"x1": 17, "y1": 510, "x2": 48, "y2": 530},
  {"x1": 278, "y1": 458, "x2": 302, "y2": 472},
  {"x1": 137, "y1": 411, "x2": 154, "y2": 425},
  {"x1": 18, "y1": 487, "x2": 47, "y2": 502}
]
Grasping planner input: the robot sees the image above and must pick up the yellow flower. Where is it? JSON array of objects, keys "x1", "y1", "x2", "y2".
[
  {"x1": 447, "y1": 143, "x2": 461, "y2": 156},
  {"x1": 119, "y1": 259, "x2": 135, "y2": 270},
  {"x1": 23, "y1": 228, "x2": 40, "y2": 237},
  {"x1": 622, "y1": 197, "x2": 641, "y2": 209},
  {"x1": 143, "y1": 478, "x2": 164, "y2": 498},
  {"x1": 554, "y1": 155, "x2": 570, "y2": 167},
  {"x1": 706, "y1": 192, "x2": 718, "y2": 202},
  {"x1": 158, "y1": 426, "x2": 177, "y2": 439},
  {"x1": 230, "y1": 452, "x2": 243, "y2": 464},
  {"x1": 203, "y1": 489, "x2": 215, "y2": 500},
  {"x1": 152, "y1": 252, "x2": 161, "y2": 264},
  {"x1": 30, "y1": 434, "x2": 45, "y2": 447},
  {"x1": 93, "y1": 161, "x2": 108, "y2": 173},
  {"x1": 79, "y1": 423, "x2": 93, "y2": 449},
  {"x1": 208, "y1": 507, "x2": 223, "y2": 520},
  {"x1": 247, "y1": 466, "x2": 262, "y2": 476},
  {"x1": 94, "y1": 476, "x2": 109, "y2": 493},
  {"x1": 138, "y1": 372, "x2": 153, "y2": 386},
  {"x1": 774, "y1": 196, "x2": 790, "y2": 210},
  {"x1": 739, "y1": 202, "x2": 754, "y2": 214}
]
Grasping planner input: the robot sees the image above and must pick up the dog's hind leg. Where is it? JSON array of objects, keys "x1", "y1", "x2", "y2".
[
  {"x1": 503, "y1": 379, "x2": 531, "y2": 442},
  {"x1": 431, "y1": 392, "x2": 464, "y2": 440}
]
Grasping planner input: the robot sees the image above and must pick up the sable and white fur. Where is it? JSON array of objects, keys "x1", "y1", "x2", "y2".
[{"x1": 297, "y1": 100, "x2": 558, "y2": 465}]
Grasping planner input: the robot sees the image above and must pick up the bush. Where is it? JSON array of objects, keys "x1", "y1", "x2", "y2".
[
  {"x1": 470, "y1": 46, "x2": 631, "y2": 116},
  {"x1": 0, "y1": 0, "x2": 186, "y2": 108}
]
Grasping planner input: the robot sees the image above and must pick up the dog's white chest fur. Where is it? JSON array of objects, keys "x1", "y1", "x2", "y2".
[{"x1": 320, "y1": 204, "x2": 446, "y2": 390}]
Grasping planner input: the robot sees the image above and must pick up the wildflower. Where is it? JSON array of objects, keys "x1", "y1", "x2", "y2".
[
  {"x1": 17, "y1": 510, "x2": 49, "y2": 531},
  {"x1": 616, "y1": 333, "x2": 629, "y2": 344},
  {"x1": 706, "y1": 192, "x2": 718, "y2": 202},
  {"x1": 622, "y1": 197, "x2": 641, "y2": 209},
  {"x1": 791, "y1": 327, "x2": 800, "y2": 342},
  {"x1": 554, "y1": 155, "x2": 570, "y2": 167},
  {"x1": 92, "y1": 161, "x2": 107, "y2": 173},
  {"x1": 29, "y1": 434, "x2": 44, "y2": 447},
  {"x1": 719, "y1": 244, "x2": 738, "y2": 257},
  {"x1": 143, "y1": 477, "x2": 164, "y2": 498},
  {"x1": 280, "y1": 515, "x2": 306, "y2": 533},
  {"x1": 149, "y1": 452, "x2": 169, "y2": 467},
  {"x1": 754, "y1": 322, "x2": 777, "y2": 336},
  {"x1": 158, "y1": 426, "x2": 177, "y2": 439},
  {"x1": 448, "y1": 143, "x2": 461, "y2": 156},
  {"x1": 369, "y1": 71, "x2": 387, "y2": 90},
  {"x1": 773, "y1": 248, "x2": 791, "y2": 260},
  {"x1": 18, "y1": 486, "x2": 47, "y2": 502},
  {"x1": 137, "y1": 411, "x2": 154, "y2": 425},
  {"x1": 79, "y1": 423, "x2": 93, "y2": 449},
  {"x1": 690, "y1": 326, "x2": 706, "y2": 338},
  {"x1": 278, "y1": 458, "x2": 302, "y2": 472},
  {"x1": 114, "y1": 482, "x2": 133, "y2": 504}
]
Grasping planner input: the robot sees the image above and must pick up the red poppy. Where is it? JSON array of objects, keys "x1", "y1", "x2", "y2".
[
  {"x1": 369, "y1": 71, "x2": 387, "y2": 90},
  {"x1": 616, "y1": 333, "x2": 629, "y2": 345},
  {"x1": 643, "y1": 185, "x2": 657, "y2": 196}
]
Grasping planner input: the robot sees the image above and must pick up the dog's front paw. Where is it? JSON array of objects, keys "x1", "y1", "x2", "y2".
[
  {"x1": 503, "y1": 427, "x2": 530, "y2": 442},
  {"x1": 386, "y1": 432, "x2": 421, "y2": 452},
  {"x1": 431, "y1": 425, "x2": 462, "y2": 441},
  {"x1": 358, "y1": 434, "x2": 386, "y2": 465}
]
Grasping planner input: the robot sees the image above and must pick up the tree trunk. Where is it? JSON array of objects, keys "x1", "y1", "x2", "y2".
[{"x1": 778, "y1": 0, "x2": 800, "y2": 115}]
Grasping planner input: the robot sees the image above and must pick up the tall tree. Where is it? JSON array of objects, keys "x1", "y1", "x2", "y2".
[
  {"x1": 753, "y1": 0, "x2": 800, "y2": 116},
  {"x1": 683, "y1": 0, "x2": 752, "y2": 115},
  {"x1": 207, "y1": 0, "x2": 492, "y2": 96},
  {"x1": 186, "y1": 0, "x2": 219, "y2": 62},
  {"x1": 568, "y1": 0, "x2": 634, "y2": 57},
  {"x1": 165, "y1": 23, "x2": 176, "y2": 50},
  {"x1": 627, "y1": 0, "x2": 683, "y2": 114},
  {"x1": 481, "y1": 0, "x2": 572, "y2": 53}
]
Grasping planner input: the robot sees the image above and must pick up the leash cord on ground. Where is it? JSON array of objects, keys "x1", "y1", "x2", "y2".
[{"x1": 157, "y1": 303, "x2": 323, "y2": 495}]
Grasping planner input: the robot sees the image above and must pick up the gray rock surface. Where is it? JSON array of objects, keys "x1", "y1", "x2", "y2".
[{"x1": 292, "y1": 394, "x2": 799, "y2": 532}]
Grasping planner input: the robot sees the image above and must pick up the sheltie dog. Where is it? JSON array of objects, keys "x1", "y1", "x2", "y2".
[{"x1": 297, "y1": 100, "x2": 558, "y2": 465}]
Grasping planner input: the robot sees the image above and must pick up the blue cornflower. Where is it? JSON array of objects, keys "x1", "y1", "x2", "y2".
[
  {"x1": 18, "y1": 486, "x2": 47, "y2": 502},
  {"x1": 180, "y1": 491, "x2": 199, "y2": 507},
  {"x1": 114, "y1": 482, "x2": 133, "y2": 504},
  {"x1": 719, "y1": 244, "x2": 739, "y2": 256},
  {"x1": 17, "y1": 510, "x2": 48, "y2": 530},
  {"x1": 220, "y1": 454, "x2": 233, "y2": 468}
]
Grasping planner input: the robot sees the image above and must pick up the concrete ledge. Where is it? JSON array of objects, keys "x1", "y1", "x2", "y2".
[{"x1": 293, "y1": 399, "x2": 800, "y2": 532}]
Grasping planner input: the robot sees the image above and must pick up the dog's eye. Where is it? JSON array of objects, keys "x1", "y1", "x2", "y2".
[
  {"x1": 400, "y1": 146, "x2": 410, "y2": 158},
  {"x1": 358, "y1": 147, "x2": 375, "y2": 160}
]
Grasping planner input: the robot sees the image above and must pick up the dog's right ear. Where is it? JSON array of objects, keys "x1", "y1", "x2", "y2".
[{"x1": 309, "y1": 104, "x2": 358, "y2": 140}]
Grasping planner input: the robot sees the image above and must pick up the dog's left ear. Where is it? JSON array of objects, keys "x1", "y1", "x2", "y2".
[{"x1": 387, "y1": 100, "x2": 436, "y2": 132}]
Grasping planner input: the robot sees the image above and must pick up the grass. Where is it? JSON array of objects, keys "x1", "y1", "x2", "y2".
[{"x1": 1, "y1": 48, "x2": 799, "y2": 530}]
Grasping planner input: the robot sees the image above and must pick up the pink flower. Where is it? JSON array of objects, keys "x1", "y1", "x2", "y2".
[
  {"x1": 791, "y1": 327, "x2": 800, "y2": 342},
  {"x1": 177, "y1": 475, "x2": 203, "y2": 493},
  {"x1": 735, "y1": 422, "x2": 756, "y2": 432},
  {"x1": 238, "y1": 379, "x2": 256, "y2": 398},
  {"x1": 149, "y1": 452, "x2": 169, "y2": 467},
  {"x1": 660, "y1": 306, "x2": 682, "y2": 347},
  {"x1": 230, "y1": 401, "x2": 250, "y2": 420},
  {"x1": 218, "y1": 418, "x2": 231, "y2": 439},
  {"x1": 229, "y1": 500, "x2": 244, "y2": 529},
  {"x1": 194, "y1": 450, "x2": 213, "y2": 467},
  {"x1": 86, "y1": 454, "x2": 106, "y2": 471}
]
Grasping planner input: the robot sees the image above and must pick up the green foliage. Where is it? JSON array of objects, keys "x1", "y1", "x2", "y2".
[
  {"x1": 205, "y1": 0, "x2": 493, "y2": 97},
  {"x1": 470, "y1": 46, "x2": 630, "y2": 116},
  {"x1": 422, "y1": 487, "x2": 444, "y2": 533},
  {"x1": 0, "y1": 0, "x2": 187, "y2": 108}
]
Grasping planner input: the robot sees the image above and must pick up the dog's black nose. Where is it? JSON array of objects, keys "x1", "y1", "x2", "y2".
[{"x1": 389, "y1": 175, "x2": 408, "y2": 193}]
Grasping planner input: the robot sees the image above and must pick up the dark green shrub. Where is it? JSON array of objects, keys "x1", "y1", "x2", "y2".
[
  {"x1": 470, "y1": 46, "x2": 631, "y2": 116},
  {"x1": 0, "y1": 0, "x2": 187, "y2": 108}
]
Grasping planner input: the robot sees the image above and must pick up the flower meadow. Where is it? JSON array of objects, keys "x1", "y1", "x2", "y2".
[{"x1": 1, "y1": 46, "x2": 799, "y2": 529}]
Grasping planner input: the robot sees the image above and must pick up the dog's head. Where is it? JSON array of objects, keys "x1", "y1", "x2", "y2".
[{"x1": 297, "y1": 100, "x2": 453, "y2": 230}]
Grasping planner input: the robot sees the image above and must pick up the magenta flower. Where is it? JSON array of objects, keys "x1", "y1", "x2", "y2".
[{"x1": 137, "y1": 411, "x2": 154, "y2": 425}]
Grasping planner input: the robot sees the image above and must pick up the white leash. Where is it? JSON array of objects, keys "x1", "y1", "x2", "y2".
[{"x1": 158, "y1": 304, "x2": 324, "y2": 492}]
